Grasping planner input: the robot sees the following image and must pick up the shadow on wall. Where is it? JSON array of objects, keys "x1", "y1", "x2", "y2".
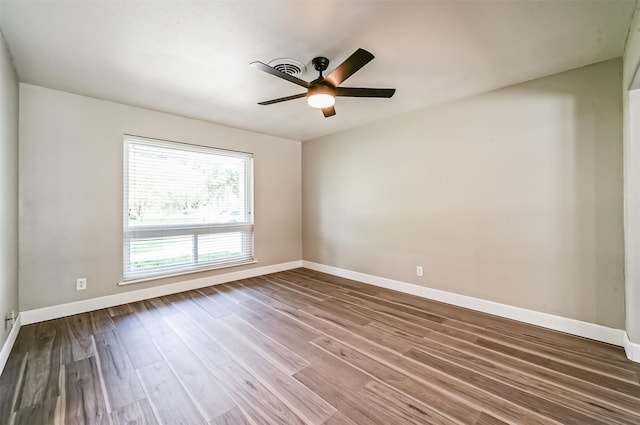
[
  {"x1": 516, "y1": 71, "x2": 623, "y2": 329},
  {"x1": 303, "y1": 59, "x2": 624, "y2": 329}
]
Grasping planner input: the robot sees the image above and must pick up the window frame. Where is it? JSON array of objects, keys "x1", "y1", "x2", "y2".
[{"x1": 122, "y1": 135, "x2": 254, "y2": 284}]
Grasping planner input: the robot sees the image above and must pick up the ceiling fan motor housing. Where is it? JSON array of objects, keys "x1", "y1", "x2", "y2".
[
  {"x1": 312, "y1": 57, "x2": 330, "y2": 74},
  {"x1": 308, "y1": 81, "x2": 335, "y2": 97}
]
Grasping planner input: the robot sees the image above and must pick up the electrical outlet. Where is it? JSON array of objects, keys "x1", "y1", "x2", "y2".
[
  {"x1": 416, "y1": 266, "x2": 424, "y2": 277},
  {"x1": 76, "y1": 278, "x2": 87, "y2": 291}
]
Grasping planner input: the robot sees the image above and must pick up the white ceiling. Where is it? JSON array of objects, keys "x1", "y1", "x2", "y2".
[{"x1": 0, "y1": 1, "x2": 635, "y2": 141}]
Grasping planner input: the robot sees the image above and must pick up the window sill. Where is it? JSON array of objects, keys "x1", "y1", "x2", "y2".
[{"x1": 118, "y1": 259, "x2": 258, "y2": 286}]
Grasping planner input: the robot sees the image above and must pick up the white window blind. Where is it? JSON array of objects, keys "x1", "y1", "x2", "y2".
[{"x1": 123, "y1": 135, "x2": 254, "y2": 281}]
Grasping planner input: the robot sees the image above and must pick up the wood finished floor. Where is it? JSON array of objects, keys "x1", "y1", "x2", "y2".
[{"x1": 1, "y1": 268, "x2": 639, "y2": 425}]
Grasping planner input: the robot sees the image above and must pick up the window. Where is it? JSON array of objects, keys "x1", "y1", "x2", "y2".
[{"x1": 123, "y1": 135, "x2": 254, "y2": 282}]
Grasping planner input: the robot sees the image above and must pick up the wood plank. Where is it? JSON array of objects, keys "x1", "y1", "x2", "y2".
[
  {"x1": 479, "y1": 317, "x2": 627, "y2": 362},
  {"x1": 217, "y1": 294, "x2": 320, "y2": 354},
  {"x1": 272, "y1": 273, "x2": 438, "y2": 339},
  {"x1": 5, "y1": 324, "x2": 38, "y2": 357},
  {"x1": 63, "y1": 313, "x2": 95, "y2": 361},
  {"x1": 325, "y1": 295, "x2": 433, "y2": 337},
  {"x1": 217, "y1": 314, "x2": 310, "y2": 374},
  {"x1": 211, "y1": 283, "x2": 254, "y2": 304},
  {"x1": 210, "y1": 406, "x2": 252, "y2": 425},
  {"x1": 93, "y1": 330, "x2": 145, "y2": 411},
  {"x1": 307, "y1": 336, "x2": 482, "y2": 424},
  {"x1": 292, "y1": 368, "x2": 391, "y2": 425},
  {"x1": 46, "y1": 318, "x2": 74, "y2": 365},
  {"x1": 107, "y1": 304, "x2": 132, "y2": 317},
  {"x1": 129, "y1": 300, "x2": 175, "y2": 339},
  {"x1": 475, "y1": 338, "x2": 640, "y2": 399},
  {"x1": 345, "y1": 290, "x2": 446, "y2": 324},
  {"x1": 311, "y1": 290, "x2": 434, "y2": 337},
  {"x1": 250, "y1": 281, "x2": 372, "y2": 327},
  {"x1": 265, "y1": 302, "x2": 412, "y2": 362},
  {"x1": 354, "y1": 304, "x2": 640, "y2": 421},
  {"x1": 162, "y1": 312, "x2": 231, "y2": 368},
  {"x1": 311, "y1": 336, "x2": 553, "y2": 425},
  {"x1": 208, "y1": 287, "x2": 271, "y2": 323},
  {"x1": 198, "y1": 284, "x2": 318, "y2": 373},
  {"x1": 187, "y1": 288, "x2": 232, "y2": 318},
  {"x1": 405, "y1": 347, "x2": 612, "y2": 425},
  {"x1": 301, "y1": 301, "x2": 373, "y2": 329},
  {"x1": 271, "y1": 272, "x2": 348, "y2": 298},
  {"x1": 238, "y1": 290, "x2": 314, "y2": 328},
  {"x1": 152, "y1": 332, "x2": 236, "y2": 421},
  {"x1": 445, "y1": 318, "x2": 640, "y2": 383},
  {"x1": 375, "y1": 284, "x2": 626, "y2": 363},
  {"x1": 322, "y1": 411, "x2": 361, "y2": 425},
  {"x1": 295, "y1": 338, "x2": 478, "y2": 423},
  {"x1": 16, "y1": 321, "x2": 68, "y2": 410},
  {"x1": 171, "y1": 300, "x2": 336, "y2": 425},
  {"x1": 137, "y1": 361, "x2": 206, "y2": 425},
  {"x1": 474, "y1": 412, "x2": 510, "y2": 425},
  {"x1": 210, "y1": 361, "x2": 307, "y2": 425},
  {"x1": 90, "y1": 310, "x2": 116, "y2": 334},
  {"x1": 361, "y1": 380, "x2": 461, "y2": 425},
  {"x1": 0, "y1": 380, "x2": 18, "y2": 423},
  {"x1": 0, "y1": 337, "x2": 29, "y2": 423},
  {"x1": 146, "y1": 297, "x2": 179, "y2": 315},
  {"x1": 251, "y1": 275, "x2": 328, "y2": 302},
  {"x1": 412, "y1": 333, "x2": 640, "y2": 424},
  {"x1": 421, "y1": 328, "x2": 640, "y2": 416},
  {"x1": 111, "y1": 313, "x2": 163, "y2": 369},
  {"x1": 13, "y1": 397, "x2": 58, "y2": 425},
  {"x1": 110, "y1": 399, "x2": 159, "y2": 425},
  {"x1": 63, "y1": 357, "x2": 108, "y2": 425},
  {"x1": 299, "y1": 346, "x2": 372, "y2": 391},
  {"x1": 286, "y1": 269, "x2": 380, "y2": 296}
]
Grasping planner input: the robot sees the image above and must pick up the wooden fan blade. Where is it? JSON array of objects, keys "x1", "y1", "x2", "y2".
[
  {"x1": 322, "y1": 106, "x2": 336, "y2": 118},
  {"x1": 324, "y1": 48, "x2": 375, "y2": 87},
  {"x1": 250, "y1": 61, "x2": 311, "y2": 89},
  {"x1": 334, "y1": 87, "x2": 396, "y2": 98},
  {"x1": 257, "y1": 93, "x2": 306, "y2": 105}
]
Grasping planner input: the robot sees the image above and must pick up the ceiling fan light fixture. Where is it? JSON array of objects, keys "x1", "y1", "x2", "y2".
[{"x1": 307, "y1": 92, "x2": 335, "y2": 109}]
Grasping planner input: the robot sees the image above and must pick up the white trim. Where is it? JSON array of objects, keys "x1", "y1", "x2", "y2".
[
  {"x1": 302, "y1": 261, "x2": 630, "y2": 351},
  {"x1": 623, "y1": 331, "x2": 640, "y2": 362},
  {"x1": 119, "y1": 260, "x2": 258, "y2": 286},
  {"x1": 21, "y1": 260, "x2": 302, "y2": 325},
  {"x1": 0, "y1": 313, "x2": 22, "y2": 375}
]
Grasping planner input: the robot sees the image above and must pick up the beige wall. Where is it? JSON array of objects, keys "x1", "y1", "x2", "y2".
[
  {"x1": 624, "y1": 90, "x2": 640, "y2": 341},
  {"x1": 19, "y1": 84, "x2": 301, "y2": 311},
  {"x1": 0, "y1": 28, "x2": 19, "y2": 348},
  {"x1": 623, "y1": 5, "x2": 640, "y2": 342},
  {"x1": 303, "y1": 59, "x2": 624, "y2": 329},
  {"x1": 13, "y1": 57, "x2": 629, "y2": 333},
  {"x1": 624, "y1": 4, "x2": 640, "y2": 90}
]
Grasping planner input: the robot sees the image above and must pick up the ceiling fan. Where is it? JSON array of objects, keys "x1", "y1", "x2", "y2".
[{"x1": 250, "y1": 48, "x2": 396, "y2": 118}]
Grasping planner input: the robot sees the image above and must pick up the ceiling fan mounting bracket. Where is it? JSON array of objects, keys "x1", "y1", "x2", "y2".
[{"x1": 312, "y1": 57, "x2": 330, "y2": 73}]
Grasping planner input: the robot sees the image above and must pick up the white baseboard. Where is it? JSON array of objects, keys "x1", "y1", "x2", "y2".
[
  {"x1": 21, "y1": 260, "x2": 302, "y2": 325},
  {"x1": 623, "y1": 331, "x2": 640, "y2": 362},
  {"x1": 302, "y1": 261, "x2": 632, "y2": 356},
  {"x1": 17, "y1": 258, "x2": 640, "y2": 364},
  {"x1": 0, "y1": 313, "x2": 22, "y2": 376}
]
